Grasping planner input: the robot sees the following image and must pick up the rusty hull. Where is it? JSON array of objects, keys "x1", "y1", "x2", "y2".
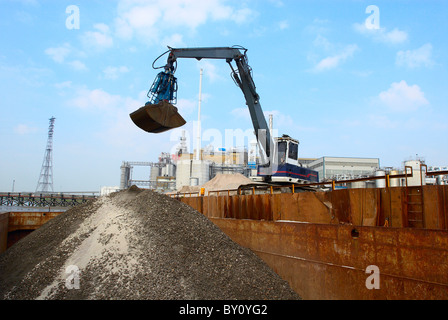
[
  {"x1": 210, "y1": 219, "x2": 448, "y2": 300},
  {"x1": 2, "y1": 185, "x2": 448, "y2": 299},
  {"x1": 178, "y1": 185, "x2": 448, "y2": 299},
  {"x1": 2, "y1": 211, "x2": 64, "y2": 249},
  {"x1": 0, "y1": 212, "x2": 8, "y2": 253},
  {"x1": 7, "y1": 211, "x2": 63, "y2": 232}
]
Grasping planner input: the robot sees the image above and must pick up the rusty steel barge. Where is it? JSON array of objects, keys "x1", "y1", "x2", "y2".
[
  {"x1": 173, "y1": 179, "x2": 448, "y2": 300},
  {"x1": 1, "y1": 179, "x2": 448, "y2": 300}
]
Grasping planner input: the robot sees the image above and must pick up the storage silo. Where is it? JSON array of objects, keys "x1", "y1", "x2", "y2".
[
  {"x1": 176, "y1": 160, "x2": 193, "y2": 190},
  {"x1": 150, "y1": 165, "x2": 160, "y2": 189},
  {"x1": 166, "y1": 163, "x2": 176, "y2": 177},
  {"x1": 175, "y1": 159, "x2": 211, "y2": 190},
  {"x1": 389, "y1": 170, "x2": 401, "y2": 187},
  {"x1": 404, "y1": 160, "x2": 426, "y2": 186},
  {"x1": 190, "y1": 177, "x2": 199, "y2": 186},
  {"x1": 191, "y1": 160, "x2": 211, "y2": 186},
  {"x1": 350, "y1": 181, "x2": 366, "y2": 189},
  {"x1": 120, "y1": 162, "x2": 131, "y2": 189},
  {"x1": 150, "y1": 165, "x2": 160, "y2": 181},
  {"x1": 375, "y1": 170, "x2": 386, "y2": 188}
]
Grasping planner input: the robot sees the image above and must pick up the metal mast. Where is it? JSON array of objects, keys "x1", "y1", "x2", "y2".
[{"x1": 36, "y1": 117, "x2": 55, "y2": 193}]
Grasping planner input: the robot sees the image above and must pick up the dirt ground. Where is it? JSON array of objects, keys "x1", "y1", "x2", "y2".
[
  {"x1": 177, "y1": 173, "x2": 259, "y2": 195},
  {"x1": 0, "y1": 186, "x2": 301, "y2": 300}
]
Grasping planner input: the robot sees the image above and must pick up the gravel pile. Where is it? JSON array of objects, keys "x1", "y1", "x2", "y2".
[
  {"x1": 177, "y1": 173, "x2": 260, "y2": 195},
  {"x1": 0, "y1": 186, "x2": 300, "y2": 300}
]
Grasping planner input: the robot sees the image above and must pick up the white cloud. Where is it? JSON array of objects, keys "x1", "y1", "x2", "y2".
[
  {"x1": 396, "y1": 43, "x2": 434, "y2": 68},
  {"x1": 197, "y1": 60, "x2": 223, "y2": 83},
  {"x1": 123, "y1": 5, "x2": 161, "y2": 29},
  {"x1": 176, "y1": 98, "x2": 197, "y2": 116},
  {"x1": 278, "y1": 20, "x2": 289, "y2": 30},
  {"x1": 304, "y1": 18, "x2": 330, "y2": 35},
  {"x1": 353, "y1": 23, "x2": 408, "y2": 44},
  {"x1": 11, "y1": 0, "x2": 39, "y2": 6},
  {"x1": 81, "y1": 23, "x2": 114, "y2": 50},
  {"x1": 65, "y1": 86, "x2": 166, "y2": 149},
  {"x1": 14, "y1": 124, "x2": 38, "y2": 135},
  {"x1": 230, "y1": 108, "x2": 294, "y2": 130},
  {"x1": 68, "y1": 88, "x2": 124, "y2": 111},
  {"x1": 45, "y1": 43, "x2": 88, "y2": 71},
  {"x1": 313, "y1": 35, "x2": 332, "y2": 51},
  {"x1": 45, "y1": 43, "x2": 71, "y2": 63},
  {"x1": 231, "y1": 8, "x2": 254, "y2": 24},
  {"x1": 161, "y1": 33, "x2": 185, "y2": 48},
  {"x1": 231, "y1": 107, "x2": 249, "y2": 119},
  {"x1": 115, "y1": 0, "x2": 256, "y2": 43},
  {"x1": 114, "y1": 17, "x2": 134, "y2": 40},
  {"x1": 367, "y1": 114, "x2": 397, "y2": 129},
  {"x1": 68, "y1": 60, "x2": 88, "y2": 71},
  {"x1": 66, "y1": 87, "x2": 155, "y2": 149},
  {"x1": 378, "y1": 80, "x2": 429, "y2": 112},
  {"x1": 103, "y1": 66, "x2": 129, "y2": 80},
  {"x1": 54, "y1": 81, "x2": 72, "y2": 89},
  {"x1": 269, "y1": 0, "x2": 284, "y2": 7},
  {"x1": 383, "y1": 28, "x2": 408, "y2": 44},
  {"x1": 265, "y1": 110, "x2": 294, "y2": 129},
  {"x1": 313, "y1": 44, "x2": 358, "y2": 72}
]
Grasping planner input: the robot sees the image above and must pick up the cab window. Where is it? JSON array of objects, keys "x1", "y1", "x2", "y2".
[
  {"x1": 288, "y1": 142, "x2": 298, "y2": 160},
  {"x1": 277, "y1": 141, "x2": 287, "y2": 164}
]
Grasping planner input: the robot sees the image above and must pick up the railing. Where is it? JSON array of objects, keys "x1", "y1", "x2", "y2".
[
  {"x1": 0, "y1": 192, "x2": 98, "y2": 208},
  {"x1": 169, "y1": 167, "x2": 419, "y2": 198}
]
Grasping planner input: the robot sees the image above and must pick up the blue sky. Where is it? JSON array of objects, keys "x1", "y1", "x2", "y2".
[{"x1": 1, "y1": 0, "x2": 447, "y2": 192}]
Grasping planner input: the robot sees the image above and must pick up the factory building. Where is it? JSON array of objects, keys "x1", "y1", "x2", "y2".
[
  {"x1": 120, "y1": 129, "x2": 446, "y2": 192},
  {"x1": 175, "y1": 147, "x2": 249, "y2": 191},
  {"x1": 305, "y1": 157, "x2": 447, "y2": 188},
  {"x1": 307, "y1": 157, "x2": 380, "y2": 182},
  {"x1": 428, "y1": 165, "x2": 448, "y2": 185}
]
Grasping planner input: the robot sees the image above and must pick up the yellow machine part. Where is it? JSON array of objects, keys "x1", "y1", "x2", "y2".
[{"x1": 130, "y1": 100, "x2": 186, "y2": 134}]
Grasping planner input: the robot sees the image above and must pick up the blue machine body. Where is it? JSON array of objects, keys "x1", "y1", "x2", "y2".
[
  {"x1": 147, "y1": 71, "x2": 177, "y2": 105},
  {"x1": 258, "y1": 163, "x2": 319, "y2": 183}
]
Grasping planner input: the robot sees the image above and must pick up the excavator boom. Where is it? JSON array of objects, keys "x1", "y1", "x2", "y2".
[
  {"x1": 130, "y1": 46, "x2": 273, "y2": 164},
  {"x1": 129, "y1": 46, "x2": 319, "y2": 183}
]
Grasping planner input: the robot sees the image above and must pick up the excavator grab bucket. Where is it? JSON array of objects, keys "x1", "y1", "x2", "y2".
[{"x1": 130, "y1": 100, "x2": 186, "y2": 134}]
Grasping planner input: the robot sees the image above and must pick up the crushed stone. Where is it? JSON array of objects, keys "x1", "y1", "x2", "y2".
[{"x1": 0, "y1": 186, "x2": 300, "y2": 300}]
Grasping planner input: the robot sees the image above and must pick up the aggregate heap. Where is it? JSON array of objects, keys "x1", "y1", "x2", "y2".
[{"x1": 0, "y1": 186, "x2": 300, "y2": 300}]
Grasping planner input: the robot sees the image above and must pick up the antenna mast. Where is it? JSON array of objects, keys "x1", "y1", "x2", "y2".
[
  {"x1": 196, "y1": 68, "x2": 203, "y2": 161},
  {"x1": 36, "y1": 117, "x2": 55, "y2": 193}
]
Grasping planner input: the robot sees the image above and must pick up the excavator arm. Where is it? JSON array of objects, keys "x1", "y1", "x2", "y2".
[
  {"x1": 130, "y1": 46, "x2": 274, "y2": 164},
  {"x1": 130, "y1": 46, "x2": 320, "y2": 184}
]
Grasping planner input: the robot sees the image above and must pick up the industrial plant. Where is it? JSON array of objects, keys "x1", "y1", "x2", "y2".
[{"x1": 120, "y1": 127, "x2": 447, "y2": 194}]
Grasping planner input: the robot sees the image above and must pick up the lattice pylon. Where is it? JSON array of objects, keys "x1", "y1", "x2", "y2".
[{"x1": 36, "y1": 117, "x2": 55, "y2": 193}]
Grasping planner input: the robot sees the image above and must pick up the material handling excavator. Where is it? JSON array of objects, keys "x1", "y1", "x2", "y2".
[{"x1": 130, "y1": 46, "x2": 318, "y2": 185}]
